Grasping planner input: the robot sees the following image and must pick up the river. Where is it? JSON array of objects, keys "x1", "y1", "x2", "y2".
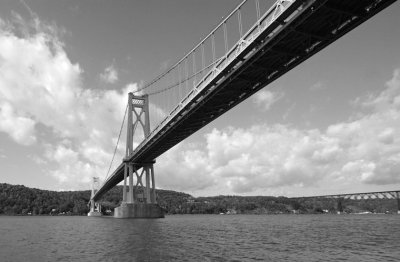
[{"x1": 0, "y1": 214, "x2": 399, "y2": 261}]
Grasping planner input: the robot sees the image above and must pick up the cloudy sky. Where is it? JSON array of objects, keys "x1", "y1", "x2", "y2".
[{"x1": 1, "y1": 0, "x2": 400, "y2": 197}]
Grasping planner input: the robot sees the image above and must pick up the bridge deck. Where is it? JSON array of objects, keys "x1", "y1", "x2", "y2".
[{"x1": 93, "y1": 0, "x2": 396, "y2": 201}]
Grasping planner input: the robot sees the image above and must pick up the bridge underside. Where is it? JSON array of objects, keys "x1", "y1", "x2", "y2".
[{"x1": 93, "y1": 0, "x2": 396, "y2": 202}]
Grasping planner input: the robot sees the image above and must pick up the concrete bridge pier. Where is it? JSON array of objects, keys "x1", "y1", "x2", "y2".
[
  {"x1": 114, "y1": 162, "x2": 164, "y2": 218},
  {"x1": 88, "y1": 200, "x2": 102, "y2": 217},
  {"x1": 114, "y1": 202, "x2": 163, "y2": 218},
  {"x1": 397, "y1": 192, "x2": 400, "y2": 214},
  {"x1": 336, "y1": 199, "x2": 343, "y2": 214}
]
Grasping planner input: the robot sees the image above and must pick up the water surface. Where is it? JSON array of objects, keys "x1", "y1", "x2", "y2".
[{"x1": 0, "y1": 214, "x2": 399, "y2": 261}]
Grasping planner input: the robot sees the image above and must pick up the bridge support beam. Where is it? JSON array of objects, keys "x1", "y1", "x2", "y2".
[
  {"x1": 122, "y1": 164, "x2": 127, "y2": 202},
  {"x1": 128, "y1": 163, "x2": 134, "y2": 203},
  {"x1": 88, "y1": 200, "x2": 102, "y2": 217},
  {"x1": 336, "y1": 199, "x2": 343, "y2": 214},
  {"x1": 114, "y1": 162, "x2": 163, "y2": 218}
]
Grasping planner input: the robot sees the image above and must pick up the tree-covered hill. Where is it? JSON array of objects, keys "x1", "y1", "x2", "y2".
[
  {"x1": 0, "y1": 183, "x2": 91, "y2": 215},
  {"x1": 0, "y1": 183, "x2": 193, "y2": 215},
  {"x1": 0, "y1": 183, "x2": 398, "y2": 215}
]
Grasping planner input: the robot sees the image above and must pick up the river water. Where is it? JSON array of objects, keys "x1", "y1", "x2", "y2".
[{"x1": 0, "y1": 214, "x2": 399, "y2": 261}]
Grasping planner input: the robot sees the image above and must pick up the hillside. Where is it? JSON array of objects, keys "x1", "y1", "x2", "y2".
[
  {"x1": 0, "y1": 183, "x2": 398, "y2": 215},
  {"x1": 0, "y1": 183, "x2": 191, "y2": 215}
]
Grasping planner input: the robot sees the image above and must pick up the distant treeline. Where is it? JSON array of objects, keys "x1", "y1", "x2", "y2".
[{"x1": 0, "y1": 183, "x2": 398, "y2": 215}]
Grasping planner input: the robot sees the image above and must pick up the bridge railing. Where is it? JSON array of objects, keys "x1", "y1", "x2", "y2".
[{"x1": 136, "y1": 0, "x2": 295, "y2": 154}]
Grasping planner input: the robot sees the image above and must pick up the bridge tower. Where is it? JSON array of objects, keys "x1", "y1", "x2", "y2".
[
  {"x1": 88, "y1": 177, "x2": 102, "y2": 216},
  {"x1": 114, "y1": 92, "x2": 164, "y2": 218}
]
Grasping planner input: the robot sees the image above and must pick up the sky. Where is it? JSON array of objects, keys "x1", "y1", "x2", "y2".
[{"x1": 0, "y1": 0, "x2": 400, "y2": 197}]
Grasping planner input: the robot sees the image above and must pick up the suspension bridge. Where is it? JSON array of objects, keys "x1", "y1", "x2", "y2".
[{"x1": 88, "y1": 0, "x2": 397, "y2": 217}]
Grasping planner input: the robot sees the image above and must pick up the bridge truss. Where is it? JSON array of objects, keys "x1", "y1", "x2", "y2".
[
  {"x1": 300, "y1": 190, "x2": 400, "y2": 201},
  {"x1": 292, "y1": 190, "x2": 400, "y2": 213}
]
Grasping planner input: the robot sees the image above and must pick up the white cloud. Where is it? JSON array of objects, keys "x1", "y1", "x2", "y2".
[
  {"x1": 0, "y1": 14, "x2": 131, "y2": 188},
  {"x1": 1, "y1": 12, "x2": 400, "y2": 195},
  {"x1": 100, "y1": 64, "x2": 118, "y2": 84},
  {"x1": 28, "y1": 154, "x2": 47, "y2": 165},
  {"x1": 0, "y1": 148, "x2": 6, "y2": 159},
  {"x1": 157, "y1": 125, "x2": 341, "y2": 195},
  {"x1": 253, "y1": 90, "x2": 284, "y2": 111},
  {"x1": 157, "y1": 69, "x2": 400, "y2": 195},
  {"x1": 157, "y1": 144, "x2": 215, "y2": 192},
  {"x1": 43, "y1": 144, "x2": 104, "y2": 187},
  {"x1": 309, "y1": 81, "x2": 326, "y2": 91},
  {"x1": 0, "y1": 102, "x2": 36, "y2": 145}
]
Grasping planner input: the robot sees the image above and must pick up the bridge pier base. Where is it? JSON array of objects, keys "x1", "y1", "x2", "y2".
[
  {"x1": 114, "y1": 202, "x2": 164, "y2": 218},
  {"x1": 88, "y1": 199, "x2": 102, "y2": 216},
  {"x1": 88, "y1": 210, "x2": 102, "y2": 217}
]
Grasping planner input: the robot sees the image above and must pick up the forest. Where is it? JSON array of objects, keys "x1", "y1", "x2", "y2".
[{"x1": 0, "y1": 183, "x2": 398, "y2": 215}]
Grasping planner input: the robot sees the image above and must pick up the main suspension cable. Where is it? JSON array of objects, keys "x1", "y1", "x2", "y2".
[{"x1": 103, "y1": 103, "x2": 128, "y2": 182}]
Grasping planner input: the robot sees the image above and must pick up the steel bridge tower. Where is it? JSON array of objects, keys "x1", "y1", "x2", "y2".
[
  {"x1": 88, "y1": 177, "x2": 102, "y2": 216},
  {"x1": 114, "y1": 93, "x2": 164, "y2": 218}
]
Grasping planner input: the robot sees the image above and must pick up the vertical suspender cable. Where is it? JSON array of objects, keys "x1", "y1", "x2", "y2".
[
  {"x1": 238, "y1": 8, "x2": 243, "y2": 38},
  {"x1": 168, "y1": 70, "x2": 171, "y2": 112},
  {"x1": 255, "y1": 0, "x2": 261, "y2": 34},
  {"x1": 192, "y1": 51, "x2": 196, "y2": 88},
  {"x1": 185, "y1": 58, "x2": 189, "y2": 94},
  {"x1": 256, "y1": 0, "x2": 261, "y2": 24},
  {"x1": 201, "y1": 42, "x2": 205, "y2": 78},
  {"x1": 178, "y1": 63, "x2": 182, "y2": 101},
  {"x1": 211, "y1": 33, "x2": 216, "y2": 64},
  {"x1": 223, "y1": 22, "x2": 228, "y2": 58},
  {"x1": 173, "y1": 67, "x2": 177, "y2": 108}
]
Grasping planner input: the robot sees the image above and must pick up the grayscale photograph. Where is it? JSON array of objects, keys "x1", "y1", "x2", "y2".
[{"x1": 0, "y1": 0, "x2": 399, "y2": 261}]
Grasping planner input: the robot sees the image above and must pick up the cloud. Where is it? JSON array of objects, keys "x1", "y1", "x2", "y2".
[
  {"x1": 0, "y1": 14, "x2": 131, "y2": 188},
  {"x1": 0, "y1": 148, "x2": 6, "y2": 159},
  {"x1": 157, "y1": 69, "x2": 400, "y2": 195},
  {"x1": 43, "y1": 144, "x2": 105, "y2": 187},
  {"x1": 157, "y1": 125, "x2": 340, "y2": 195},
  {"x1": 253, "y1": 90, "x2": 284, "y2": 111},
  {"x1": 282, "y1": 102, "x2": 296, "y2": 120},
  {"x1": 100, "y1": 64, "x2": 118, "y2": 84},
  {"x1": 2, "y1": 11, "x2": 400, "y2": 195},
  {"x1": 309, "y1": 81, "x2": 326, "y2": 91},
  {"x1": 157, "y1": 144, "x2": 216, "y2": 192},
  {"x1": 0, "y1": 102, "x2": 36, "y2": 145}
]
